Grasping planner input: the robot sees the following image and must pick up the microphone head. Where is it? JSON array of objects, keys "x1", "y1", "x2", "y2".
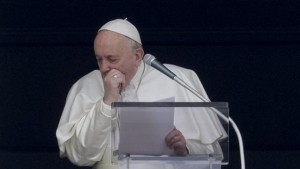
[
  {"x1": 143, "y1": 54, "x2": 156, "y2": 65},
  {"x1": 143, "y1": 53, "x2": 176, "y2": 79}
]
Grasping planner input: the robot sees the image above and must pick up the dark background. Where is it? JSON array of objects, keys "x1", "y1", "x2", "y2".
[{"x1": 1, "y1": 0, "x2": 299, "y2": 169}]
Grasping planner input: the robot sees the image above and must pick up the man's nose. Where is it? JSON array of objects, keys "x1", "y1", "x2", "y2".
[{"x1": 100, "y1": 60, "x2": 111, "y2": 72}]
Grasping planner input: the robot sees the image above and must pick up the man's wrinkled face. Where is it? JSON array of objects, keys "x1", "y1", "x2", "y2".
[{"x1": 94, "y1": 31, "x2": 142, "y2": 87}]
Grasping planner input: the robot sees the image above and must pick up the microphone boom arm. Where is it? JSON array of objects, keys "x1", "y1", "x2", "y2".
[
  {"x1": 143, "y1": 53, "x2": 245, "y2": 169},
  {"x1": 174, "y1": 76, "x2": 228, "y2": 122}
]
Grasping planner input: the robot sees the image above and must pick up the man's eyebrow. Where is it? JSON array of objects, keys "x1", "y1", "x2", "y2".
[
  {"x1": 96, "y1": 55, "x2": 119, "y2": 60},
  {"x1": 95, "y1": 55, "x2": 110, "y2": 58},
  {"x1": 107, "y1": 55, "x2": 119, "y2": 59}
]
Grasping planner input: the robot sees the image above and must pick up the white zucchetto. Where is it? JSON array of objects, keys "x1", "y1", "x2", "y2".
[{"x1": 98, "y1": 18, "x2": 142, "y2": 45}]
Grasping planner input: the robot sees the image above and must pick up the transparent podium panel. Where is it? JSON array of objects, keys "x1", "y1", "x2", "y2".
[{"x1": 111, "y1": 102, "x2": 229, "y2": 169}]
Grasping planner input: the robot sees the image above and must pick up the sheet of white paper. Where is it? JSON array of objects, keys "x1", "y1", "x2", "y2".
[{"x1": 118, "y1": 97, "x2": 175, "y2": 156}]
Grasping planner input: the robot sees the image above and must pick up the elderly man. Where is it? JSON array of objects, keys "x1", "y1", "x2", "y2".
[{"x1": 56, "y1": 19, "x2": 226, "y2": 169}]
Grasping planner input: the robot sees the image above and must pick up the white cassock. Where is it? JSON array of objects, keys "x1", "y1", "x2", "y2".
[{"x1": 56, "y1": 61, "x2": 227, "y2": 169}]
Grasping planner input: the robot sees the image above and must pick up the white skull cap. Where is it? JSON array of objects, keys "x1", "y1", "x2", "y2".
[{"x1": 98, "y1": 18, "x2": 142, "y2": 45}]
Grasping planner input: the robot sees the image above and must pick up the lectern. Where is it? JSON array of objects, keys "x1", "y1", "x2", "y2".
[{"x1": 111, "y1": 102, "x2": 229, "y2": 169}]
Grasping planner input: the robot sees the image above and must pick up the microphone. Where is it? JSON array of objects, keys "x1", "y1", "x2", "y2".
[
  {"x1": 143, "y1": 53, "x2": 245, "y2": 169},
  {"x1": 143, "y1": 54, "x2": 176, "y2": 79}
]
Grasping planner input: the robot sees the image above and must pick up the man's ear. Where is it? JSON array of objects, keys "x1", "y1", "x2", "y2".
[{"x1": 135, "y1": 48, "x2": 144, "y2": 65}]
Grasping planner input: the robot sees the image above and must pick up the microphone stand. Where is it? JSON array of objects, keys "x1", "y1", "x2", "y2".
[{"x1": 174, "y1": 76, "x2": 246, "y2": 169}]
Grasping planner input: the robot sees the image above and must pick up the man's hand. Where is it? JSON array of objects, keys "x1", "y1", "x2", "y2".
[
  {"x1": 165, "y1": 128, "x2": 188, "y2": 156},
  {"x1": 103, "y1": 69, "x2": 125, "y2": 105}
]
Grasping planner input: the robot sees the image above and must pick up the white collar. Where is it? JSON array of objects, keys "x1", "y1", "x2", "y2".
[
  {"x1": 121, "y1": 61, "x2": 145, "y2": 95},
  {"x1": 128, "y1": 61, "x2": 145, "y2": 89}
]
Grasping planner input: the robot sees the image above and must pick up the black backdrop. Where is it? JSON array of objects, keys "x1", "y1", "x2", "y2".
[{"x1": 1, "y1": 1, "x2": 299, "y2": 169}]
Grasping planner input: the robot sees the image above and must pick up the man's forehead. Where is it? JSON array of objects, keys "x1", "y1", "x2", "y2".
[
  {"x1": 94, "y1": 31, "x2": 133, "y2": 57},
  {"x1": 96, "y1": 30, "x2": 131, "y2": 46}
]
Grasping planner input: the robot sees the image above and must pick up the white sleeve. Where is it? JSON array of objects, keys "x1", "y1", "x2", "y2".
[
  {"x1": 66, "y1": 99, "x2": 112, "y2": 166},
  {"x1": 186, "y1": 139, "x2": 214, "y2": 154},
  {"x1": 186, "y1": 139, "x2": 220, "y2": 154},
  {"x1": 186, "y1": 139, "x2": 224, "y2": 159},
  {"x1": 56, "y1": 93, "x2": 113, "y2": 166}
]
